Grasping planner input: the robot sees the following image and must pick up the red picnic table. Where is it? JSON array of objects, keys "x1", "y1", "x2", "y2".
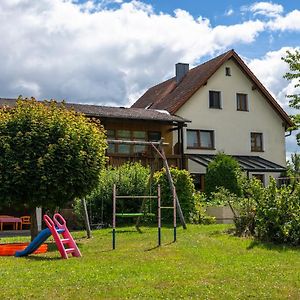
[{"x1": 0, "y1": 215, "x2": 22, "y2": 231}]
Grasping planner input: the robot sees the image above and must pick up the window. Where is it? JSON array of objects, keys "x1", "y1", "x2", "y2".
[
  {"x1": 107, "y1": 129, "x2": 116, "y2": 154},
  {"x1": 225, "y1": 67, "x2": 231, "y2": 76},
  {"x1": 237, "y1": 93, "x2": 248, "y2": 111},
  {"x1": 251, "y1": 132, "x2": 263, "y2": 152},
  {"x1": 209, "y1": 91, "x2": 221, "y2": 109},
  {"x1": 191, "y1": 173, "x2": 205, "y2": 191},
  {"x1": 252, "y1": 174, "x2": 265, "y2": 186},
  {"x1": 106, "y1": 129, "x2": 161, "y2": 155},
  {"x1": 117, "y1": 130, "x2": 131, "y2": 154},
  {"x1": 148, "y1": 131, "x2": 161, "y2": 142},
  {"x1": 133, "y1": 131, "x2": 146, "y2": 154},
  {"x1": 187, "y1": 129, "x2": 214, "y2": 149}
]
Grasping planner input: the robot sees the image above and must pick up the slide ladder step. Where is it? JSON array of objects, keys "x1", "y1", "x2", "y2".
[
  {"x1": 65, "y1": 248, "x2": 75, "y2": 254},
  {"x1": 61, "y1": 238, "x2": 70, "y2": 244}
]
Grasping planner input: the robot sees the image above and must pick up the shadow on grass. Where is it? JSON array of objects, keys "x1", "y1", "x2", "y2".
[
  {"x1": 113, "y1": 229, "x2": 142, "y2": 234},
  {"x1": 22, "y1": 255, "x2": 62, "y2": 261},
  {"x1": 247, "y1": 240, "x2": 300, "y2": 252},
  {"x1": 145, "y1": 240, "x2": 175, "y2": 251}
]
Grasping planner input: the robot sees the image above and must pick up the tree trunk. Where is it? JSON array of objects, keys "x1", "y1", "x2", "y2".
[{"x1": 30, "y1": 209, "x2": 39, "y2": 241}]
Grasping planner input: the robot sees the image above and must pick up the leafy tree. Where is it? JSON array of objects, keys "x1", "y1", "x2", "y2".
[
  {"x1": 205, "y1": 153, "x2": 242, "y2": 197},
  {"x1": 282, "y1": 50, "x2": 300, "y2": 144},
  {"x1": 0, "y1": 97, "x2": 107, "y2": 239}
]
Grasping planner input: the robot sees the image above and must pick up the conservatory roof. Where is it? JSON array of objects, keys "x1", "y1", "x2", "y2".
[{"x1": 187, "y1": 154, "x2": 286, "y2": 173}]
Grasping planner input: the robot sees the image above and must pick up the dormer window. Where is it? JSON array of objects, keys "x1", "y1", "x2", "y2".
[{"x1": 225, "y1": 67, "x2": 231, "y2": 76}]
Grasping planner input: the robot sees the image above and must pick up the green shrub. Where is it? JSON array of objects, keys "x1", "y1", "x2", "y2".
[
  {"x1": 75, "y1": 162, "x2": 151, "y2": 226},
  {"x1": 231, "y1": 178, "x2": 300, "y2": 245},
  {"x1": 231, "y1": 179, "x2": 262, "y2": 236},
  {"x1": 153, "y1": 167, "x2": 212, "y2": 224},
  {"x1": 255, "y1": 179, "x2": 300, "y2": 245},
  {"x1": 189, "y1": 192, "x2": 216, "y2": 224},
  {"x1": 205, "y1": 153, "x2": 242, "y2": 197},
  {"x1": 153, "y1": 167, "x2": 195, "y2": 222},
  {"x1": 207, "y1": 186, "x2": 236, "y2": 207}
]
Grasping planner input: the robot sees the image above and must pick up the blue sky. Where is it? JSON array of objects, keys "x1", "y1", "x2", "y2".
[{"x1": 0, "y1": 0, "x2": 299, "y2": 156}]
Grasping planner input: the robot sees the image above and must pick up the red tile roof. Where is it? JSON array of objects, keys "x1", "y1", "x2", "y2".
[{"x1": 132, "y1": 49, "x2": 293, "y2": 128}]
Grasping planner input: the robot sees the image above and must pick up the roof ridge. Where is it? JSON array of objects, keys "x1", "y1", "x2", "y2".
[{"x1": 189, "y1": 49, "x2": 234, "y2": 71}]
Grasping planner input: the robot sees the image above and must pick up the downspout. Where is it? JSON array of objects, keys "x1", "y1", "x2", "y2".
[{"x1": 285, "y1": 130, "x2": 292, "y2": 137}]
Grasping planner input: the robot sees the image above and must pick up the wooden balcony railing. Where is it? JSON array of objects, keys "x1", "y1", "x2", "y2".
[{"x1": 107, "y1": 153, "x2": 182, "y2": 170}]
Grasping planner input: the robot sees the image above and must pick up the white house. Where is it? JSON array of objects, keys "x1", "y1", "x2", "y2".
[{"x1": 132, "y1": 49, "x2": 293, "y2": 189}]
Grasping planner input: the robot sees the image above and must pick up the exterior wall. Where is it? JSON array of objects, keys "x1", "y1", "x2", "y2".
[{"x1": 175, "y1": 58, "x2": 287, "y2": 173}]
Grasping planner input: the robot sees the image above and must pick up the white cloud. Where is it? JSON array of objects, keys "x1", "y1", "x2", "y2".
[
  {"x1": 242, "y1": 1, "x2": 284, "y2": 18},
  {"x1": 267, "y1": 10, "x2": 300, "y2": 31},
  {"x1": 248, "y1": 47, "x2": 299, "y2": 111},
  {"x1": 0, "y1": 0, "x2": 266, "y2": 106}
]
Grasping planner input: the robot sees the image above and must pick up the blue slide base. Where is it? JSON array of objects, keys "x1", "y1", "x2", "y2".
[{"x1": 15, "y1": 228, "x2": 52, "y2": 257}]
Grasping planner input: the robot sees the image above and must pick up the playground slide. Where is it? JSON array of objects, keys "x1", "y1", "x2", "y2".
[{"x1": 15, "y1": 228, "x2": 52, "y2": 257}]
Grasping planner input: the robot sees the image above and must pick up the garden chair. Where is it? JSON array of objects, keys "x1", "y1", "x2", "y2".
[{"x1": 20, "y1": 216, "x2": 31, "y2": 230}]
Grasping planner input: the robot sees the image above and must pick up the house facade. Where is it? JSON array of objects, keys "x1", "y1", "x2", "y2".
[
  {"x1": 132, "y1": 50, "x2": 293, "y2": 189},
  {"x1": 0, "y1": 49, "x2": 293, "y2": 193}
]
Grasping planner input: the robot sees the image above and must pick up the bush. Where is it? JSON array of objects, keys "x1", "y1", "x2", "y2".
[
  {"x1": 255, "y1": 179, "x2": 300, "y2": 245},
  {"x1": 231, "y1": 179, "x2": 262, "y2": 236},
  {"x1": 189, "y1": 192, "x2": 216, "y2": 224},
  {"x1": 153, "y1": 167, "x2": 212, "y2": 224},
  {"x1": 207, "y1": 186, "x2": 236, "y2": 207},
  {"x1": 205, "y1": 153, "x2": 242, "y2": 197},
  {"x1": 231, "y1": 178, "x2": 300, "y2": 245},
  {"x1": 75, "y1": 162, "x2": 151, "y2": 226}
]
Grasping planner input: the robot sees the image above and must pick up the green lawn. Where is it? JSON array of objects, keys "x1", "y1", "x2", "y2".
[{"x1": 0, "y1": 224, "x2": 299, "y2": 299}]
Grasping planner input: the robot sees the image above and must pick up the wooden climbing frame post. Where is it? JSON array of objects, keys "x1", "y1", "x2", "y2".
[
  {"x1": 112, "y1": 184, "x2": 116, "y2": 250},
  {"x1": 158, "y1": 184, "x2": 161, "y2": 246}
]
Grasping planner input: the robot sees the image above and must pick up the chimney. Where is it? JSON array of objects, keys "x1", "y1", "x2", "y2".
[{"x1": 175, "y1": 63, "x2": 189, "y2": 83}]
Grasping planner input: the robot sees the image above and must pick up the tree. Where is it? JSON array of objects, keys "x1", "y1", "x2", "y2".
[
  {"x1": 0, "y1": 97, "x2": 107, "y2": 239},
  {"x1": 287, "y1": 153, "x2": 300, "y2": 186},
  {"x1": 282, "y1": 50, "x2": 300, "y2": 145},
  {"x1": 205, "y1": 153, "x2": 242, "y2": 197}
]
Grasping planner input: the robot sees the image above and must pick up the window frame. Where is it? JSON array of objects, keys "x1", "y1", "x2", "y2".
[
  {"x1": 251, "y1": 132, "x2": 263, "y2": 152},
  {"x1": 209, "y1": 90, "x2": 222, "y2": 109},
  {"x1": 187, "y1": 129, "x2": 215, "y2": 150},
  {"x1": 236, "y1": 93, "x2": 248, "y2": 111}
]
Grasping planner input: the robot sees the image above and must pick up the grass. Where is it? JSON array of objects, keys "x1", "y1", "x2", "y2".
[{"x1": 0, "y1": 224, "x2": 299, "y2": 299}]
